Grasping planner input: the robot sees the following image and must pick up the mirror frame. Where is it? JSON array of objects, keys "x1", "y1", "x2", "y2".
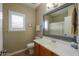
[{"x1": 43, "y1": 3, "x2": 76, "y2": 37}]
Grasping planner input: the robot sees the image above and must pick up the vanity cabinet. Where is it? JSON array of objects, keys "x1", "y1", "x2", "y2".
[
  {"x1": 34, "y1": 42, "x2": 40, "y2": 55},
  {"x1": 34, "y1": 42, "x2": 58, "y2": 56}
]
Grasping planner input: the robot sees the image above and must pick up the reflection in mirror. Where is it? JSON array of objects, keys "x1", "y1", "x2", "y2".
[{"x1": 43, "y1": 4, "x2": 76, "y2": 37}]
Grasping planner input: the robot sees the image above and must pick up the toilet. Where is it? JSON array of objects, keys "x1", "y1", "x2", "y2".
[{"x1": 26, "y1": 42, "x2": 34, "y2": 55}]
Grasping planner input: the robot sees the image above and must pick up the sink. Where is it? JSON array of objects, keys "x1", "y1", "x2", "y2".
[{"x1": 51, "y1": 40, "x2": 56, "y2": 43}]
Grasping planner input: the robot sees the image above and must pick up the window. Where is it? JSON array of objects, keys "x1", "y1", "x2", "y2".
[
  {"x1": 45, "y1": 20, "x2": 48, "y2": 31},
  {"x1": 9, "y1": 11, "x2": 26, "y2": 31},
  {"x1": 0, "y1": 10, "x2": 2, "y2": 28}
]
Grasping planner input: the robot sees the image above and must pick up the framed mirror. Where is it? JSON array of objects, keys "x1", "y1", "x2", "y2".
[{"x1": 43, "y1": 3, "x2": 77, "y2": 37}]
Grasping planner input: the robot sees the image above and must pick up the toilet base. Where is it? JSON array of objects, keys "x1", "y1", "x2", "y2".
[{"x1": 28, "y1": 48, "x2": 34, "y2": 55}]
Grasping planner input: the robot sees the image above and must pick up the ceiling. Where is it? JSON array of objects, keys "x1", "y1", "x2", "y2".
[{"x1": 23, "y1": 3, "x2": 41, "y2": 8}]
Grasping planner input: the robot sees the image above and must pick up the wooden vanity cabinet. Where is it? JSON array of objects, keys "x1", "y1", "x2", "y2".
[
  {"x1": 34, "y1": 42, "x2": 40, "y2": 55},
  {"x1": 34, "y1": 42, "x2": 58, "y2": 56}
]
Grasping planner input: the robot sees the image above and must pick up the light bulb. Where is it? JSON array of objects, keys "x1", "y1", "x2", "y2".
[{"x1": 47, "y1": 3, "x2": 53, "y2": 9}]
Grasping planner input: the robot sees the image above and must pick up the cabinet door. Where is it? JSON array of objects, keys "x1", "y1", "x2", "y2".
[
  {"x1": 39, "y1": 45, "x2": 57, "y2": 56},
  {"x1": 34, "y1": 42, "x2": 40, "y2": 56},
  {"x1": 34, "y1": 42, "x2": 58, "y2": 56}
]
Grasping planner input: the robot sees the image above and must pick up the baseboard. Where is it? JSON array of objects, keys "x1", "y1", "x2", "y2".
[{"x1": 6, "y1": 48, "x2": 27, "y2": 56}]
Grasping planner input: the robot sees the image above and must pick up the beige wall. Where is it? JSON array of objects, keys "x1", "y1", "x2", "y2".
[
  {"x1": 36, "y1": 3, "x2": 47, "y2": 36},
  {"x1": 36, "y1": 3, "x2": 47, "y2": 25},
  {"x1": 3, "y1": 3, "x2": 36, "y2": 53}
]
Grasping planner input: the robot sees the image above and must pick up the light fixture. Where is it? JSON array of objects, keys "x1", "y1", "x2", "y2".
[
  {"x1": 53, "y1": 3, "x2": 59, "y2": 7},
  {"x1": 47, "y1": 3, "x2": 59, "y2": 9},
  {"x1": 47, "y1": 3, "x2": 53, "y2": 9}
]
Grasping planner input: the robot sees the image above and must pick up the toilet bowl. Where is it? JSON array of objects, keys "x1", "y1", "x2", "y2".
[{"x1": 26, "y1": 42, "x2": 34, "y2": 54}]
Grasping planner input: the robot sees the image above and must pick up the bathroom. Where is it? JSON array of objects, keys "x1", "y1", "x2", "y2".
[{"x1": 0, "y1": 3, "x2": 79, "y2": 56}]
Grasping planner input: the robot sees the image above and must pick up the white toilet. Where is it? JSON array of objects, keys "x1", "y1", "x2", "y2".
[{"x1": 26, "y1": 42, "x2": 34, "y2": 55}]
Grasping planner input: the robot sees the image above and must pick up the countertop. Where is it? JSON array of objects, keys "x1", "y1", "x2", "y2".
[{"x1": 34, "y1": 36, "x2": 79, "y2": 56}]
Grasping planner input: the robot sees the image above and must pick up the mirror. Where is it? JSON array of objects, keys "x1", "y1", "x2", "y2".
[{"x1": 43, "y1": 4, "x2": 77, "y2": 37}]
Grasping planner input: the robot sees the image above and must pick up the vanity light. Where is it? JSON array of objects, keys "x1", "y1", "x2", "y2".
[
  {"x1": 46, "y1": 3, "x2": 62, "y2": 9},
  {"x1": 47, "y1": 3, "x2": 53, "y2": 9},
  {"x1": 53, "y1": 3, "x2": 59, "y2": 7}
]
